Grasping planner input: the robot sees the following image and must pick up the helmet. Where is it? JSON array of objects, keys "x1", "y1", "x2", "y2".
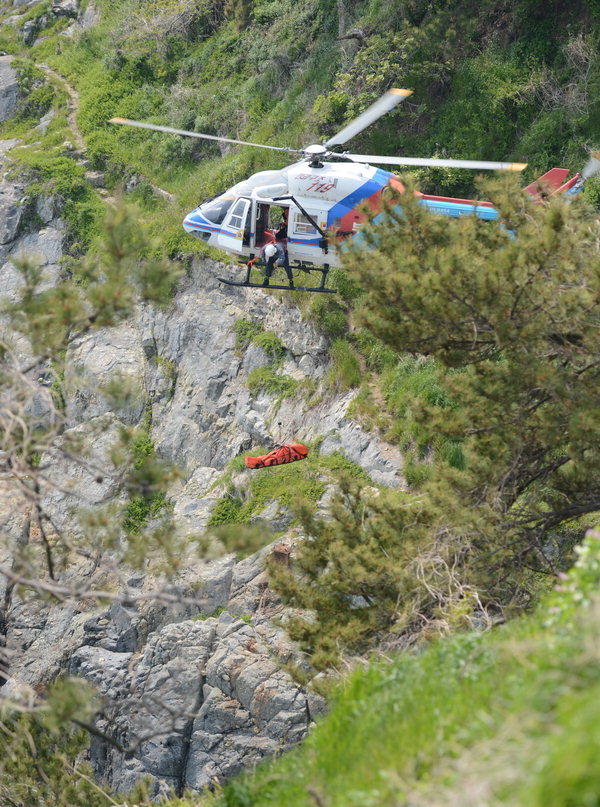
[{"x1": 264, "y1": 243, "x2": 277, "y2": 259}]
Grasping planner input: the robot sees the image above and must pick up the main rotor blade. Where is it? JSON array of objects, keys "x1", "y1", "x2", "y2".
[
  {"x1": 324, "y1": 89, "x2": 412, "y2": 148},
  {"x1": 343, "y1": 153, "x2": 528, "y2": 171},
  {"x1": 109, "y1": 118, "x2": 303, "y2": 154}
]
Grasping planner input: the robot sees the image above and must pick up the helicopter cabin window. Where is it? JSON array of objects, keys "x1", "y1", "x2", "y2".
[
  {"x1": 293, "y1": 213, "x2": 317, "y2": 235},
  {"x1": 201, "y1": 196, "x2": 234, "y2": 225},
  {"x1": 228, "y1": 199, "x2": 248, "y2": 230}
]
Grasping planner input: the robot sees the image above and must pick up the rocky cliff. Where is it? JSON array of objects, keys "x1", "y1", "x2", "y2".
[{"x1": 0, "y1": 54, "x2": 404, "y2": 792}]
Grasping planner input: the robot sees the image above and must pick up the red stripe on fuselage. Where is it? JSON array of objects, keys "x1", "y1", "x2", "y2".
[
  {"x1": 419, "y1": 193, "x2": 495, "y2": 207},
  {"x1": 338, "y1": 181, "x2": 392, "y2": 231}
]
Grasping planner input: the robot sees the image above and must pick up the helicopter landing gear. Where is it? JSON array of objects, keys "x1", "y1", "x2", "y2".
[{"x1": 217, "y1": 261, "x2": 337, "y2": 294}]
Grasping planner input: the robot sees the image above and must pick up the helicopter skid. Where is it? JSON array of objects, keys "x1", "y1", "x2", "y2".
[{"x1": 217, "y1": 277, "x2": 337, "y2": 294}]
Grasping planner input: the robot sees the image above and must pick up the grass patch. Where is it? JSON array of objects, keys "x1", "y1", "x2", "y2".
[
  {"x1": 327, "y1": 338, "x2": 361, "y2": 390},
  {"x1": 208, "y1": 462, "x2": 326, "y2": 528},
  {"x1": 318, "y1": 450, "x2": 373, "y2": 483},
  {"x1": 247, "y1": 366, "x2": 299, "y2": 398},
  {"x1": 308, "y1": 294, "x2": 348, "y2": 339},
  {"x1": 378, "y1": 356, "x2": 464, "y2": 459},
  {"x1": 234, "y1": 317, "x2": 286, "y2": 364},
  {"x1": 207, "y1": 446, "x2": 371, "y2": 531}
]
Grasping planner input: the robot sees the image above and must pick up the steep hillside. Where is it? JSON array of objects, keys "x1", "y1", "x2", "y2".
[{"x1": 1, "y1": 1, "x2": 600, "y2": 805}]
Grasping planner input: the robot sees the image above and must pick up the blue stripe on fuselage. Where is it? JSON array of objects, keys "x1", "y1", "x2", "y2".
[
  {"x1": 420, "y1": 199, "x2": 499, "y2": 219},
  {"x1": 326, "y1": 168, "x2": 391, "y2": 228}
]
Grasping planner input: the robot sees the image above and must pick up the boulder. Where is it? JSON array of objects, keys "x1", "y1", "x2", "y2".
[
  {"x1": 38, "y1": 413, "x2": 126, "y2": 534},
  {"x1": 51, "y1": 0, "x2": 79, "y2": 17},
  {"x1": 0, "y1": 182, "x2": 24, "y2": 245}
]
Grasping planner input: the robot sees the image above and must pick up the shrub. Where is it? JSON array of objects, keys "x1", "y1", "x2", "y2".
[
  {"x1": 206, "y1": 493, "x2": 243, "y2": 526},
  {"x1": 328, "y1": 339, "x2": 361, "y2": 390}
]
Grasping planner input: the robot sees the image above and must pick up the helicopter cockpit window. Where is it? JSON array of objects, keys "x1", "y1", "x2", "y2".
[
  {"x1": 201, "y1": 196, "x2": 234, "y2": 225},
  {"x1": 293, "y1": 213, "x2": 317, "y2": 235},
  {"x1": 228, "y1": 199, "x2": 248, "y2": 230}
]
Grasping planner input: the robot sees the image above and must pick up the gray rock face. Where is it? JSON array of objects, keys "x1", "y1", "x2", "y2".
[
  {"x1": 79, "y1": 1, "x2": 100, "y2": 29},
  {"x1": 62, "y1": 0, "x2": 98, "y2": 36},
  {"x1": 0, "y1": 180, "x2": 25, "y2": 245},
  {"x1": 0, "y1": 56, "x2": 18, "y2": 123},
  {"x1": 172, "y1": 466, "x2": 222, "y2": 533},
  {"x1": 83, "y1": 612, "x2": 315, "y2": 796},
  {"x1": 61, "y1": 255, "x2": 404, "y2": 490},
  {"x1": 39, "y1": 413, "x2": 125, "y2": 534},
  {"x1": 65, "y1": 326, "x2": 147, "y2": 425}
]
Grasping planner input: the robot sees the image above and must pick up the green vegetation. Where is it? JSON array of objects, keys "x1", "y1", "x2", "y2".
[
  {"x1": 201, "y1": 528, "x2": 600, "y2": 807},
  {"x1": 156, "y1": 355, "x2": 177, "y2": 401},
  {"x1": 206, "y1": 447, "x2": 372, "y2": 546},
  {"x1": 270, "y1": 475, "x2": 435, "y2": 669},
  {"x1": 233, "y1": 317, "x2": 286, "y2": 364},
  {"x1": 11, "y1": 58, "x2": 55, "y2": 125},
  {"x1": 207, "y1": 445, "x2": 337, "y2": 528},
  {"x1": 122, "y1": 427, "x2": 170, "y2": 534},
  {"x1": 16, "y1": 151, "x2": 104, "y2": 252},
  {"x1": 343, "y1": 177, "x2": 600, "y2": 592},
  {"x1": 246, "y1": 365, "x2": 298, "y2": 398},
  {"x1": 5, "y1": 0, "x2": 600, "y2": 802},
  {"x1": 31, "y1": 0, "x2": 600, "y2": 205},
  {"x1": 233, "y1": 317, "x2": 295, "y2": 398},
  {"x1": 264, "y1": 179, "x2": 600, "y2": 669},
  {"x1": 6, "y1": 0, "x2": 597, "y2": 282},
  {"x1": 327, "y1": 338, "x2": 361, "y2": 390}
]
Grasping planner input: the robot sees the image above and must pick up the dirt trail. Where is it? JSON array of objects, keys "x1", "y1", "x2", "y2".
[
  {"x1": 37, "y1": 62, "x2": 174, "y2": 203},
  {"x1": 38, "y1": 63, "x2": 85, "y2": 150}
]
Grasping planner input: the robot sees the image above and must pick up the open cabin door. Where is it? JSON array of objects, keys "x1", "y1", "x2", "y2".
[
  {"x1": 218, "y1": 197, "x2": 251, "y2": 252},
  {"x1": 252, "y1": 202, "x2": 291, "y2": 250}
]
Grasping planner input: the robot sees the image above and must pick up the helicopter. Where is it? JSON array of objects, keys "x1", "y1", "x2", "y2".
[{"x1": 111, "y1": 89, "x2": 598, "y2": 294}]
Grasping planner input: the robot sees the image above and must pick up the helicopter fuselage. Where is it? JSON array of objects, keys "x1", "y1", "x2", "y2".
[
  {"x1": 182, "y1": 159, "x2": 584, "y2": 271},
  {"x1": 183, "y1": 159, "x2": 395, "y2": 268}
]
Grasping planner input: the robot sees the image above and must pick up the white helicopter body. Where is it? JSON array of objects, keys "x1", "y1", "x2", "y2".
[{"x1": 182, "y1": 160, "x2": 389, "y2": 269}]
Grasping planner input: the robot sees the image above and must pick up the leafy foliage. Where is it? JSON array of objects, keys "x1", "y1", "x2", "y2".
[
  {"x1": 270, "y1": 476, "x2": 442, "y2": 669},
  {"x1": 200, "y1": 528, "x2": 600, "y2": 807},
  {"x1": 342, "y1": 176, "x2": 600, "y2": 596}
]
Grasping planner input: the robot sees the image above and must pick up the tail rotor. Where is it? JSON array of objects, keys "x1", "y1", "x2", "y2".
[{"x1": 582, "y1": 151, "x2": 600, "y2": 181}]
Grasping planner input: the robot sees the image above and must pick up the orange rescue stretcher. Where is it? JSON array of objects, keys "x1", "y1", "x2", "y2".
[{"x1": 244, "y1": 443, "x2": 309, "y2": 469}]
